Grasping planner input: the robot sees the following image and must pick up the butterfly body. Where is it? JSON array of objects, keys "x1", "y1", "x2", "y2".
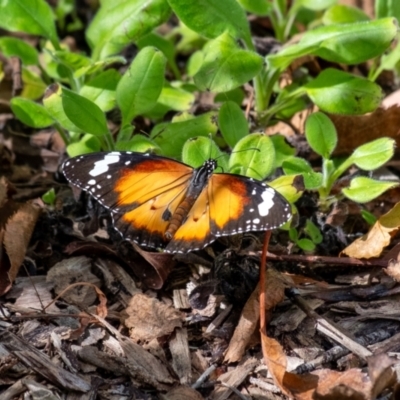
[{"x1": 63, "y1": 151, "x2": 291, "y2": 253}]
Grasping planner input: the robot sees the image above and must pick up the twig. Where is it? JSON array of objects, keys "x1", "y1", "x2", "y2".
[
  {"x1": 267, "y1": 252, "x2": 388, "y2": 268},
  {"x1": 287, "y1": 288, "x2": 372, "y2": 360},
  {"x1": 191, "y1": 364, "x2": 217, "y2": 389},
  {"x1": 220, "y1": 382, "x2": 250, "y2": 400}
]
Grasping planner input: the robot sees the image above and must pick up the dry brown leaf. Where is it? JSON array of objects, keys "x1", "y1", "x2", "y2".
[
  {"x1": 342, "y1": 202, "x2": 400, "y2": 259},
  {"x1": 368, "y1": 353, "x2": 395, "y2": 399},
  {"x1": 260, "y1": 332, "x2": 318, "y2": 399},
  {"x1": 122, "y1": 293, "x2": 183, "y2": 342},
  {"x1": 224, "y1": 269, "x2": 287, "y2": 363},
  {"x1": 46, "y1": 256, "x2": 102, "y2": 308},
  {"x1": 1, "y1": 200, "x2": 41, "y2": 295},
  {"x1": 330, "y1": 105, "x2": 400, "y2": 156},
  {"x1": 313, "y1": 368, "x2": 371, "y2": 400}
]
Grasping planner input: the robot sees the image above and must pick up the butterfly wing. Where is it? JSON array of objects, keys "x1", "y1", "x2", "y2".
[
  {"x1": 208, "y1": 173, "x2": 291, "y2": 235},
  {"x1": 62, "y1": 151, "x2": 193, "y2": 249},
  {"x1": 165, "y1": 187, "x2": 214, "y2": 253},
  {"x1": 165, "y1": 172, "x2": 292, "y2": 253}
]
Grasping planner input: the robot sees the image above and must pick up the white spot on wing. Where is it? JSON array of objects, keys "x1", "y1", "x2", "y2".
[
  {"x1": 89, "y1": 154, "x2": 120, "y2": 177},
  {"x1": 258, "y1": 187, "x2": 275, "y2": 216}
]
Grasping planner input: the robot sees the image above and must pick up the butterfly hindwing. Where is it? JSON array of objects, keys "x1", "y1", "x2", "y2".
[
  {"x1": 165, "y1": 173, "x2": 291, "y2": 253},
  {"x1": 208, "y1": 173, "x2": 291, "y2": 236}
]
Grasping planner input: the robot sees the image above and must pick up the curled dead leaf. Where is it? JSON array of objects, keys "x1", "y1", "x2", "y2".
[
  {"x1": 224, "y1": 269, "x2": 288, "y2": 363},
  {"x1": 0, "y1": 200, "x2": 41, "y2": 295},
  {"x1": 342, "y1": 202, "x2": 400, "y2": 259}
]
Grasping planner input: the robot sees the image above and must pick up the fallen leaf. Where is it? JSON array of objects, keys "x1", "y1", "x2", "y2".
[
  {"x1": 342, "y1": 201, "x2": 400, "y2": 259},
  {"x1": 122, "y1": 293, "x2": 183, "y2": 342},
  {"x1": 46, "y1": 256, "x2": 102, "y2": 308},
  {"x1": 313, "y1": 368, "x2": 371, "y2": 400},
  {"x1": 224, "y1": 269, "x2": 287, "y2": 363},
  {"x1": 0, "y1": 200, "x2": 41, "y2": 295},
  {"x1": 368, "y1": 353, "x2": 395, "y2": 399},
  {"x1": 330, "y1": 105, "x2": 400, "y2": 156}
]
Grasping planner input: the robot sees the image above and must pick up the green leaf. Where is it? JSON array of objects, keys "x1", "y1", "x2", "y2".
[
  {"x1": 43, "y1": 84, "x2": 82, "y2": 132},
  {"x1": 376, "y1": 0, "x2": 400, "y2": 21},
  {"x1": 62, "y1": 88, "x2": 109, "y2": 136},
  {"x1": 236, "y1": 0, "x2": 272, "y2": 16},
  {"x1": 137, "y1": 32, "x2": 180, "y2": 79},
  {"x1": 229, "y1": 133, "x2": 275, "y2": 179},
  {"x1": 66, "y1": 134, "x2": 102, "y2": 157},
  {"x1": 167, "y1": 0, "x2": 252, "y2": 46},
  {"x1": 267, "y1": 17, "x2": 397, "y2": 69},
  {"x1": 182, "y1": 136, "x2": 227, "y2": 169},
  {"x1": 151, "y1": 111, "x2": 218, "y2": 158},
  {"x1": 157, "y1": 86, "x2": 195, "y2": 111},
  {"x1": 323, "y1": 5, "x2": 370, "y2": 25},
  {"x1": 305, "y1": 112, "x2": 337, "y2": 159},
  {"x1": 269, "y1": 175, "x2": 304, "y2": 203},
  {"x1": 270, "y1": 135, "x2": 296, "y2": 169},
  {"x1": 11, "y1": 98, "x2": 54, "y2": 128},
  {"x1": 42, "y1": 188, "x2": 56, "y2": 206},
  {"x1": 74, "y1": 56, "x2": 126, "y2": 78},
  {"x1": 304, "y1": 219, "x2": 323, "y2": 244},
  {"x1": 219, "y1": 101, "x2": 249, "y2": 148},
  {"x1": 0, "y1": 37, "x2": 39, "y2": 65},
  {"x1": 116, "y1": 47, "x2": 166, "y2": 135},
  {"x1": 342, "y1": 177, "x2": 399, "y2": 203},
  {"x1": 86, "y1": 0, "x2": 171, "y2": 60},
  {"x1": 282, "y1": 157, "x2": 323, "y2": 189},
  {"x1": 187, "y1": 50, "x2": 204, "y2": 77},
  {"x1": 361, "y1": 209, "x2": 377, "y2": 225},
  {"x1": 53, "y1": 50, "x2": 91, "y2": 72},
  {"x1": 115, "y1": 134, "x2": 160, "y2": 153},
  {"x1": 349, "y1": 138, "x2": 395, "y2": 171},
  {"x1": 194, "y1": 32, "x2": 263, "y2": 92},
  {"x1": 289, "y1": 228, "x2": 298, "y2": 242},
  {"x1": 214, "y1": 88, "x2": 245, "y2": 105},
  {"x1": 295, "y1": 0, "x2": 336, "y2": 11},
  {"x1": 80, "y1": 69, "x2": 120, "y2": 112},
  {"x1": 304, "y1": 68, "x2": 382, "y2": 115},
  {"x1": 21, "y1": 68, "x2": 46, "y2": 100},
  {"x1": 297, "y1": 238, "x2": 316, "y2": 252},
  {"x1": 0, "y1": 0, "x2": 58, "y2": 45}
]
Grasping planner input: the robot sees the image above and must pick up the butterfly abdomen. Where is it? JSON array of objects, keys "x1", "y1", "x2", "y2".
[{"x1": 165, "y1": 196, "x2": 197, "y2": 240}]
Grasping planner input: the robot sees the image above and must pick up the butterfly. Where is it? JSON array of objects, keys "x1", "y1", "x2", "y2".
[{"x1": 62, "y1": 151, "x2": 292, "y2": 253}]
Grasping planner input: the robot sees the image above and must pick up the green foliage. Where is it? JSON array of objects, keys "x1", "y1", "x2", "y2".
[
  {"x1": 219, "y1": 101, "x2": 249, "y2": 148},
  {"x1": 3, "y1": 0, "x2": 400, "y2": 250},
  {"x1": 229, "y1": 133, "x2": 275, "y2": 180},
  {"x1": 287, "y1": 112, "x2": 397, "y2": 207},
  {"x1": 193, "y1": 32, "x2": 263, "y2": 92},
  {"x1": 289, "y1": 219, "x2": 323, "y2": 252}
]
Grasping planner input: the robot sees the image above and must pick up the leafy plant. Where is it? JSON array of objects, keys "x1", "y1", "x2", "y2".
[
  {"x1": 2, "y1": 0, "x2": 400, "y2": 255},
  {"x1": 1, "y1": 0, "x2": 398, "y2": 161},
  {"x1": 283, "y1": 112, "x2": 397, "y2": 210}
]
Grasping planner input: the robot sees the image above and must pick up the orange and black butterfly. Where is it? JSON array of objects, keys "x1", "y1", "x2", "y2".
[{"x1": 62, "y1": 151, "x2": 292, "y2": 253}]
